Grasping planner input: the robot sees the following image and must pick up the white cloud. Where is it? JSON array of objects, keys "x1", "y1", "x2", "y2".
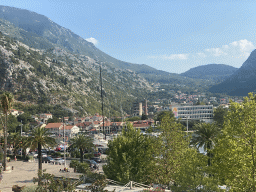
[
  {"x1": 205, "y1": 48, "x2": 227, "y2": 57},
  {"x1": 85, "y1": 37, "x2": 98, "y2": 45},
  {"x1": 196, "y1": 52, "x2": 207, "y2": 58},
  {"x1": 204, "y1": 39, "x2": 255, "y2": 58},
  {"x1": 148, "y1": 54, "x2": 189, "y2": 60}
]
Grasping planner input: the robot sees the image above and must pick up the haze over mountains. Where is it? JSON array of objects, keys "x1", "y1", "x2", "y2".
[{"x1": 0, "y1": 4, "x2": 255, "y2": 109}]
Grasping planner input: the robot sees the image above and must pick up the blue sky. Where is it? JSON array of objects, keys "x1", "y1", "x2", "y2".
[{"x1": 1, "y1": 0, "x2": 256, "y2": 73}]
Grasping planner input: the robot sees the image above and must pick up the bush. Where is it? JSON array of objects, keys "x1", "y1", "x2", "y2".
[
  {"x1": 70, "y1": 160, "x2": 90, "y2": 174},
  {"x1": 69, "y1": 160, "x2": 79, "y2": 168},
  {"x1": 84, "y1": 153, "x2": 93, "y2": 159}
]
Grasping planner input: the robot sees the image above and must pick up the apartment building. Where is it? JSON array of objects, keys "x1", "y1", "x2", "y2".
[{"x1": 172, "y1": 105, "x2": 213, "y2": 123}]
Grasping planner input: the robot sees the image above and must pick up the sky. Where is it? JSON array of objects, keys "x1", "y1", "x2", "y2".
[{"x1": 1, "y1": 0, "x2": 256, "y2": 73}]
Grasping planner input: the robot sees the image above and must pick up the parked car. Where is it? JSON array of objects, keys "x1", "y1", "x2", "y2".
[
  {"x1": 94, "y1": 151, "x2": 101, "y2": 157},
  {"x1": 53, "y1": 158, "x2": 65, "y2": 165},
  {"x1": 42, "y1": 156, "x2": 54, "y2": 163},
  {"x1": 84, "y1": 159, "x2": 99, "y2": 169},
  {"x1": 90, "y1": 157, "x2": 101, "y2": 163}
]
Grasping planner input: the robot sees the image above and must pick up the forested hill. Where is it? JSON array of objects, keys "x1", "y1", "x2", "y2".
[
  {"x1": 209, "y1": 49, "x2": 256, "y2": 96},
  {"x1": 180, "y1": 64, "x2": 238, "y2": 82}
]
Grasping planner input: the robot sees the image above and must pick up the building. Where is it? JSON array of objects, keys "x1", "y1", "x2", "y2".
[
  {"x1": 171, "y1": 105, "x2": 214, "y2": 123},
  {"x1": 45, "y1": 123, "x2": 63, "y2": 136}
]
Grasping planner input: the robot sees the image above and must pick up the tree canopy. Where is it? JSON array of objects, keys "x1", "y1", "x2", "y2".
[
  {"x1": 103, "y1": 123, "x2": 155, "y2": 183},
  {"x1": 213, "y1": 93, "x2": 256, "y2": 191}
]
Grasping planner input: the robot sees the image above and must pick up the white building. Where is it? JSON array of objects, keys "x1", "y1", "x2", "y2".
[{"x1": 172, "y1": 105, "x2": 213, "y2": 123}]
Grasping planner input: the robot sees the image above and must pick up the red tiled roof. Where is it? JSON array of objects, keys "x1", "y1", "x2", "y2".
[
  {"x1": 99, "y1": 122, "x2": 112, "y2": 127},
  {"x1": 84, "y1": 122, "x2": 92, "y2": 126},
  {"x1": 133, "y1": 123, "x2": 150, "y2": 128},
  {"x1": 45, "y1": 123, "x2": 63, "y2": 129}
]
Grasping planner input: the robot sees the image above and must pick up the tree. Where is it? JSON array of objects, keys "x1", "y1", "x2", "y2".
[
  {"x1": 17, "y1": 113, "x2": 33, "y2": 125},
  {"x1": 213, "y1": 93, "x2": 256, "y2": 191},
  {"x1": 103, "y1": 123, "x2": 155, "y2": 183},
  {"x1": 141, "y1": 114, "x2": 148, "y2": 120},
  {"x1": 150, "y1": 114, "x2": 188, "y2": 188},
  {"x1": 69, "y1": 134, "x2": 94, "y2": 163},
  {"x1": 47, "y1": 116, "x2": 61, "y2": 123},
  {"x1": 213, "y1": 106, "x2": 228, "y2": 128},
  {"x1": 8, "y1": 132, "x2": 22, "y2": 160},
  {"x1": 0, "y1": 92, "x2": 14, "y2": 171},
  {"x1": 190, "y1": 122, "x2": 220, "y2": 166},
  {"x1": 155, "y1": 110, "x2": 174, "y2": 122},
  {"x1": 171, "y1": 148, "x2": 209, "y2": 191},
  {"x1": 7, "y1": 114, "x2": 19, "y2": 133},
  {"x1": 27, "y1": 127, "x2": 56, "y2": 183}
]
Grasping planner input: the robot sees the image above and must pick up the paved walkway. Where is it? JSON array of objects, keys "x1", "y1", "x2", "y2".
[{"x1": 0, "y1": 160, "x2": 82, "y2": 192}]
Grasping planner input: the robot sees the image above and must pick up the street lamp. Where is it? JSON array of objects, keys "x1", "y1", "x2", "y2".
[{"x1": 20, "y1": 120, "x2": 23, "y2": 157}]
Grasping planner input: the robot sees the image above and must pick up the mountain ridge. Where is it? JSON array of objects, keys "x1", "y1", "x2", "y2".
[
  {"x1": 209, "y1": 49, "x2": 256, "y2": 96},
  {"x1": 180, "y1": 64, "x2": 238, "y2": 82}
]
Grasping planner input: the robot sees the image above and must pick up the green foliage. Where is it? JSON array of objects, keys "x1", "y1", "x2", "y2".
[
  {"x1": 7, "y1": 114, "x2": 19, "y2": 133},
  {"x1": 191, "y1": 122, "x2": 220, "y2": 166},
  {"x1": 33, "y1": 170, "x2": 77, "y2": 191},
  {"x1": 47, "y1": 116, "x2": 61, "y2": 123},
  {"x1": 141, "y1": 114, "x2": 148, "y2": 120},
  {"x1": 27, "y1": 127, "x2": 56, "y2": 172},
  {"x1": 69, "y1": 134, "x2": 94, "y2": 163},
  {"x1": 213, "y1": 106, "x2": 228, "y2": 128},
  {"x1": 155, "y1": 110, "x2": 174, "y2": 122},
  {"x1": 212, "y1": 93, "x2": 256, "y2": 191},
  {"x1": 125, "y1": 116, "x2": 141, "y2": 121},
  {"x1": 170, "y1": 148, "x2": 212, "y2": 191},
  {"x1": 149, "y1": 114, "x2": 188, "y2": 187},
  {"x1": 17, "y1": 113, "x2": 33, "y2": 125},
  {"x1": 103, "y1": 123, "x2": 155, "y2": 183},
  {"x1": 70, "y1": 160, "x2": 90, "y2": 174}
]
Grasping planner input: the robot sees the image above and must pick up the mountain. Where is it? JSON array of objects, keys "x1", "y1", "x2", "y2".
[
  {"x1": 0, "y1": 5, "x2": 170, "y2": 77},
  {"x1": 180, "y1": 64, "x2": 238, "y2": 82},
  {"x1": 0, "y1": 5, "x2": 223, "y2": 115},
  {"x1": 0, "y1": 32, "x2": 152, "y2": 116},
  {"x1": 209, "y1": 49, "x2": 256, "y2": 96},
  {"x1": 0, "y1": 5, "x2": 215, "y2": 89}
]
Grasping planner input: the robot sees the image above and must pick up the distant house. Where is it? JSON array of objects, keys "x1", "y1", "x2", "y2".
[
  {"x1": 111, "y1": 122, "x2": 124, "y2": 132},
  {"x1": 40, "y1": 113, "x2": 53, "y2": 123},
  {"x1": 10, "y1": 109, "x2": 19, "y2": 117},
  {"x1": 60, "y1": 125, "x2": 80, "y2": 138},
  {"x1": 98, "y1": 121, "x2": 112, "y2": 133},
  {"x1": 45, "y1": 123, "x2": 63, "y2": 136}
]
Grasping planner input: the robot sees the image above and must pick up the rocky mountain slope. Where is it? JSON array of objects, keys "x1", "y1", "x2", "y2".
[
  {"x1": 0, "y1": 32, "x2": 151, "y2": 115},
  {"x1": 209, "y1": 49, "x2": 256, "y2": 96},
  {"x1": 0, "y1": 5, "x2": 215, "y2": 89}
]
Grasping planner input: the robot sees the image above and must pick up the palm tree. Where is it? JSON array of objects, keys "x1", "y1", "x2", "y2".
[
  {"x1": 190, "y1": 122, "x2": 220, "y2": 166},
  {"x1": 69, "y1": 134, "x2": 94, "y2": 163},
  {"x1": 28, "y1": 127, "x2": 56, "y2": 175},
  {"x1": 0, "y1": 92, "x2": 14, "y2": 171}
]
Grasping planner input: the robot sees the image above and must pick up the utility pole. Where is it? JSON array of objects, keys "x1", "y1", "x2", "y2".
[
  {"x1": 100, "y1": 64, "x2": 106, "y2": 140},
  {"x1": 63, "y1": 117, "x2": 66, "y2": 168},
  {"x1": 20, "y1": 120, "x2": 23, "y2": 157}
]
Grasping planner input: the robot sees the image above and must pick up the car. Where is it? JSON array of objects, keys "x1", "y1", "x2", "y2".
[
  {"x1": 31, "y1": 152, "x2": 38, "y2": 158},
  {"x1": 53, "y1": 158, "x2": 65, "y2": 165},
  {"x1": 90, "y1": 157, "x2": 101, "y2": 163},
  {"x1": 42, "y1": 156, "x2": 54, "y2": 163},
  {"x1": 94, "y1": 151, "x2": 101, "y2": 157},
  {"x1": 84, "y1": 159, "x2": 99, "y2": 169}
]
